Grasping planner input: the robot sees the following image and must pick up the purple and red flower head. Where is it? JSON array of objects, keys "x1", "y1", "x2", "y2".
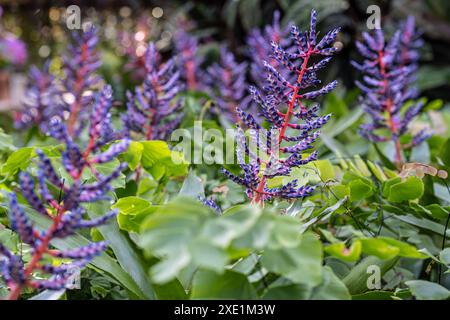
[
  {"x1": 352, "y1": 17, "x2": 429, "y2": 164},
  {"x1": 223, "y1": 9, "x2": 339, "y2": 204},
  {"x1": 1, "y1": 85, "x2": 129, "y2": 297},
  {"x1": 122, "y1": 42, "x2": 184, "y2": 140}
]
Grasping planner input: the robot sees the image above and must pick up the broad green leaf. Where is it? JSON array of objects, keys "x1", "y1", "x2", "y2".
[
  {"x1": 358, "y1": 237, "x2": 425, "y2": 260},
  {"x1": 179, "y1": 170, "x2": 205, "y2": 198},
  {"x1": 29, "y1": 289, "x2": 65, "y2": 300},
  {"x1": 261, "y1": 232, "x2": 323, "y2": 287},
  {"x1": 263, "y1": 282, "x2": 311, "y2": 300},
  {"x1": 1, "y1": 147, "x2": 34, "y2": 175},
  {"x1": 343, "y1": 256, "x2": 399, "y2": 294},
  {"x1": 439, "y1": 248, "x2": 450, "y2": 266},
  {"x1": 359, "y1": 238, "x2": 400, "y2": 260},
  {"x1": 112, "y1": 196, "x2": 155, "y2": 233},
  {"x1": 121, "y1": 141, "x2": 143, "y2": 170},
  {"x1": 0, "y1": 129, "x2": 15, "y2": 153},
  {"x1": 310, "y1": 266, "x2": 351, "y2": 300},
  {"x1": 190, "y1": 270, "x2": 257, "y2": 299},
  {"x1": 440, "y1": 137, "x2": 450, "y2": 167},
  {"x1": 349, "y1": 178, "x2": 374, "y2": 201},
  {"x1": 88, "y1": 201, "x2": 156, "y2": 299},
  {"x1": 313, "y1": 160, "x2": 335, "y2": 181},
  {"x1": 406, "y1": 280, "x2": 450, "y2": 300},
  {"x1": 325, "y1": 240, "x2": 362, "y2": 262},
  {"x1": 383, "y1": 176, "x2": 424, "y2": 202}
]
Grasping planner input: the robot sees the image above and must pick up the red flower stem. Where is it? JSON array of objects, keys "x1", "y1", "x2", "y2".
[
  {"x1": 7, "y1": 203, "x2": 65, "y2": 300},
  {"x1": 252, "y1": 49, "x2": 313, "y2": 205},
  {"x1": 378, "y1": 50, "x2": 402, "y2": 166}
]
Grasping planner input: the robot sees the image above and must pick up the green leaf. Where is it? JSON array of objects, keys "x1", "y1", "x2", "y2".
[
  {"x1": 359, "y1": 238, "x2": 400, "y2": 260},
  {"x1": 440, "y1": 248, "x2": 450, "y2": 266},
  {"x1": 440, "y1": 137, "x2": 450, "y2": 167},
  {"x1": 343, "y1": 256, "x2": 399, "y2": 294},
  {"x1": 325, "y1": 240, "x2": 362, "y2": 262},
  {"x1": 121, "y1": 141, "x2": 143, "y2": 170},
  {"x1": 262, "y1": 281, "x2": 311, "y2": 300},
  {"x1": 310, "y1": 266, "x2": 351, "y2": 300},
  {"x1": 358, "y1": 237, "x2": 425, "y2": 260},
  {"x1": 29, "y1": 289, "x2": 66, "y2": 300},
  {"x1": 383, "y1": 176, "x2": 424, "y2": 202},
  {"x1": 88, "y1": 201, "x2": 156, "y2": 299},
  {"x1": 261, "y1": 232, "x2": 323, "y2": 287},
  {"x1": 349, "y1": 178, "x2": 374, "y2": 201},
  {"x1": 406, "y1": 280, "x2": 450, "y2": 300},
  {"x1": 179, "y1": 170, "x2": 205, "y2": 198},
  {"x1": 312, "y1": 160, "x2": 335, "y2": 181},
  {"x1": 1, "y1": 147, "x2": 34, "y2": 176},
  {"x1": 125, "y1": 140, "x2": 189, "y2": 179},
  {"x1": 352, "y1": 291, "x2": 395, "y2": 300},
  {"x1": 190, "y1": 270, "x2": 257, "y2": 299},
  {"x1": 112, "y1": 196, "x2": 155, "y2": 233},
  {"x1": 0, "y1": 129, "x2": 16, "y2": 154}
]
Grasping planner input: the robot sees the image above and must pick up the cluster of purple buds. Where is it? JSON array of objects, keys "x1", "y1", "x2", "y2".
[
  {"x1": 173, "y1": 18, "x2": 203, "y2": 91},
  {"x1": 122, "y1": 42, "x2": 184, "y2": 140},
  {"x1": 0, "y1": 85, "x2": 129, "y2": 299},
  {"x1": 247, "y1": 11, "x2": 292, "y2": 86},
  {"x1": 205, "y1": 46, "x2": 249, "y2": 122},
  {"x1": 352, "y1": 19, "x2": 429, "y2": 165},
  {"x1": 14, "y1": 61, "x2": 59, "y2": 132},
  {"x1": 61, "y1": 27, "x2": 102, "y2": 136},
  {"x1": 222, "y1": 9, "x2": 339, "y2": 204}
]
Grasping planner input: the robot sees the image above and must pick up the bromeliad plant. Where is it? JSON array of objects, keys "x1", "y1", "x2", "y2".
[
  {"x1": 222, "y1": 9, "x2": 340, "y2": 205},
  {"x1": 173, "y1": 18, "x2": 203, "y2": 91},
  {"x1": 205, "y1": 46, "x2": 248, "y2": 122},
  {"x1": 352, "y1": 18, "x2": 429, "y2": 166},
  {"x1": 247, "y1": 11, "x2": 292, "y2": 86},
  {"x1": 0, "y1": 85, "x2": 129, "y2": 300},
  {"x1": 63, "y1": 27, "x2": 102, "y2": 136},
  {"x1": 122, "y1": 42, "x2": 184, "y2": 141},
  {"x1": 14, "y1": 27, "x2": 102, "y2": 135},
  {"x1": 14, "y1": 61, "x2": 57, "y2": 132}
]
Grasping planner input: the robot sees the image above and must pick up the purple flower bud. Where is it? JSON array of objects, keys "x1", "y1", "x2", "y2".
[
  {"x1": 54, "y1": 241, "x2": 108, "y2": 259},
  {"x1": 19, "y1": 172, "x2": 49, "y2": 217},
  {"x1": 198, "y1": 197, "x2": 222, "y2": 214},
  {"x1": 9, "y1": 193, "x2": 37, "y2": 246}
]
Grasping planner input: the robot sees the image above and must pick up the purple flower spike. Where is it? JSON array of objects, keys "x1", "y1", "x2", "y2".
[
  {"x1": 63, "y1": 26, "x2": 102, "y2": 136},
  {"x1": 247, "y1": 11, "x2": 292, "y2": 86},
  {"x1": 1, "y1": 83, "x2": 128, "y2": 299},
  {"x1": 123, "y1": 42, "x2": 184, "y2": 140},
  {"x1": 225, "y1": 9, "x2": 338, "y2": 204},
  {"x1": 173, "y1": 18, "x2": 203, "y2": 90},
  {"x1": 205, "y1": 46, "x2": 249, "y2": 121},
  {"x1": 15, "y1": 61, "x2": 60, "y2": 131},
  {"x1": 353, "y1": 18, "x2": 429, "y2": 165}
]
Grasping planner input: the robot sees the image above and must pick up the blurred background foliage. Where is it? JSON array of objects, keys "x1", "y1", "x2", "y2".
[{"x1": 0, "y1": 0, "x2": 449, "y2": 97}]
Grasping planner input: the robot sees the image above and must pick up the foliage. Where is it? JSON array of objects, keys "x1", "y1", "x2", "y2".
[{"x1": 0, "y1": 4, "x2": 449, "y2": 301}]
